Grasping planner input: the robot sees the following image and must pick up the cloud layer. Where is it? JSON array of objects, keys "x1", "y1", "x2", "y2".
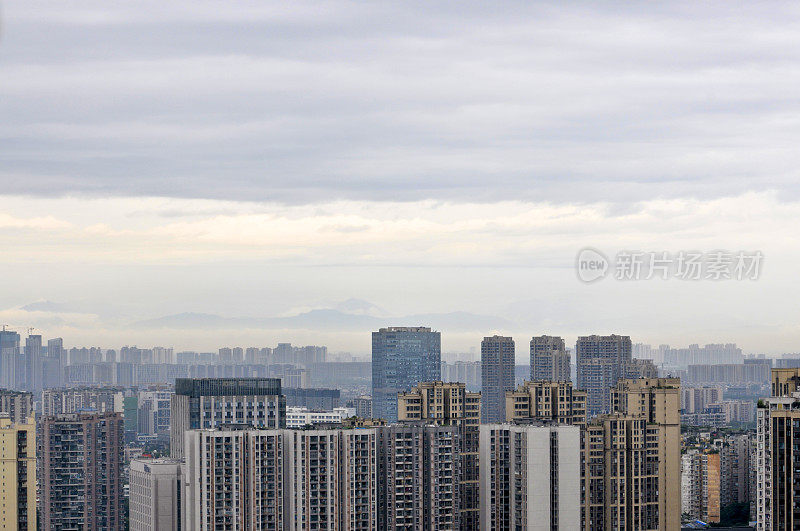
[
  {"x1": 1, "y1": 2, "x2": 799, "y2": 354},
  {"x1": 2, "y1": 1, "x2": 800, "y2": 202}
]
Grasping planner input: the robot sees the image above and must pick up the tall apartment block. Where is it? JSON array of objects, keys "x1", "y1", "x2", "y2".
[
  {"x1": 575, "y1": 334, "x2": 632, "y2": 416},
  {"x1": 681, "y1": 386, "x2": 724, "y2": 413},
  {"x1": 622, "y1": 357, "x2": 658, "y2": 379},
  {"x1": 284, "y1": 429, "x2": 377, "y2": 530},
  {"x1": 481, "y1": 335, "x2": 515, "y2": 423},
  {"x1": 0, "y1": 416, "x2": 36, "y2": 530},
  {"x1": 371, "y1": 327, "x2": 441, "y2": 422},
  {"x1": 0, "y1": 329, "x2": 20, "y2": 391},
  {"x1": 681, "y1": 450, "x2": 721, "y2": 523},
  {"x1": 43, "y1": 337, "x2": 64, "y2": 388},
  {"x1": 756, "y1": 394, "x2": 800, "y2": 530},
  {"x1": 441, "y1": 360, "x2": 482, "y2": 391},
  {"x1": 184, "y1": 428, "x2": 285, "y2": 530},
  {"x1": 184, "y1": 427, "x2": 377, "y2": 530},
  {"x1": 719, "y1": 434, "x2": 753, "y2": 508},
  {"x1": 479, "y1": 424, "x2": 581, "y2": 530},
  {"x1": 41, "y1": 412, "x2": 124, "y2": 530},
  {"x1": 283, "y1": 429, "x2": 341, "y2": 529},
  {"x1": 582, "y1": 415, "x2": 661, "y2": 530},
  {"x1": 0, "y1": 389, "x2": 33, "y2": 424},
  {"x1": 138, "y1": 388, "x2": 173, "y2": 440},
  {"x1": 41, "y1": 386, "x2": 124, "y2": 416},
  {"x1": 398, "y1": 381, "x2": 481, "y2": 530},
  {"x1": 377, "y1": 424, "x2": 460, "y2": 530},
  {"x1": 530, "y1": 335, "x2": 571, "y2": 382},
  {"x1": 129, "y1": 458, "x2": 183, "y2": 531},
  {"x1": 505, "y1": 380, "x2": 587, "y2": 425},
  {"x1": 352, "y1": 395, "x2": 373, "y2": 418},
  {"x1": 611, "y1": 377, "x2": 681, "y2": 531},
  {"x1": 770, "y1": 367, "x2": 800, "y2": 396},
  {"x1": 170, "y1": 378, "x2": 285, "y2": 458},
  {"x1": 756, "y1": 368, "x2": 800, "y2": 530},
  {"x1": 22, "y1": 334, "x2": 42, "y2": 392}
]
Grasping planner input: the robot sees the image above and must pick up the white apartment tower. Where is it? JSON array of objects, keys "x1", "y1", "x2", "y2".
[{"x1": 479, "y1": 423, "x2": 581, "y2": 530}]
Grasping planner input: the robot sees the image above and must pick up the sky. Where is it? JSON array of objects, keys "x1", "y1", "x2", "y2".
[{"x1": 1, "y1": 1, "x2": 799, "y2": 357}]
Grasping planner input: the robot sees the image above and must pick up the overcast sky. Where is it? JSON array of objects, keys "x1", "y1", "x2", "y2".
[{"x1": 1, "y1": 1, "x2": 799, "y2": 356}]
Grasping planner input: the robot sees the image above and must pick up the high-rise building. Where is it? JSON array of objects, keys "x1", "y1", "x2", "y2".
[
  {"x1": 719, "y1": 434, "x2": 753, "y2": 508},
  {"x1": 184, "y1": 428, "x2": 285, "y2": 530},
  {"x1": 41, "y1": 387, "x2": 124, "y2": 417},
  {"x1": 129, "y1": 458, "x2": 183, "y2": 531},
  {"x1": 770, "y1": 367, "x2": 800, "y2": 396},
  {"x1": 481, "y1": 335, "x2": 515, "y2": 423},
  {"x1": 0, "y1": 415, "x2": 36, "y2": 530},
  {"x1": 611, "y1": 377, "x2": 681, "y2": 531},
  {"x1": 681, "y1": 450, "x2": 721, "y2": 523},
  {"x1": 371, "y1": 327, "x2": 441, "y2": 422},
  {"x1": 283, "y1": 387, "x2": 341, "y2": 411},
  {"x1": 681, "y1": 386, "x2": 724, "y2": 413},
  {"x1": 44, "y1": 337, "x2": 64, "y2": 388},
  {"x1": 284, "y1": 429, "x2": 377, "y2": 530},
  {"x1": 183, "y1": 427, "x2": 378, "y2": 530},
  {"x1": 170, "y1": 378, "x2": 285, "y2": 458},
  {"x1": 336, "y1": 429, "x2": 378, "y2": 530},
  {"x1": 218, "y1": 347, "x2": 232, "y2": 362},
  {"x1": 41, "y1": 412, "x2": 124, "y2": 530},
  {"x1": 505, "y1": 380, "x2": 587, "y2": 425},
  {"x1": 756, "y1": 368, "x2": 800, "y2": 530},
  {"x1": 479, "y1": 423, "x2": 581, "y2": 530},
  {"x1": 687, "y1": 361, "x2": 771, "y2": 386},
  {"x1": 398, "y1": 381, "x2": 481, "y2": 530},
  {"x1": 441, "y1": 360, "x2": 482, "y2": 391},
  {"x1": 46, "y1": 337, "x2": 64, "y2": 363},
  {"x1": 757, "y1": 395, "x2": 796, "y2": 530},
  {"x1": 530, "y1": 335, "x2": 571, "y2": 382},
  {"x1": 377, "y1": 424, "x2": 460, "y2": 530},
  {"x1": 137, "y1": 389, "x2": 173, "y2": 440},
  {"x1": 0, "y1": 329, "x2": 20, "y2": 391},
  {"x1": 576, "y1": 334, "x2": 632, "y2": 416},
  {"x1": 352, "y1": 395, "x2": 373, "y2": 418},
  {"x1": 622, "y1": 357, "x2": 658, "y2": 379},
  {"x1": 0, "y1": 389, "x2": 33, "y2": 424},
  {"x1": 151, "y1": 347, "x2": 174, "y2": 365},
  {"x1": 582, "y1": 414, "x2": 661, "y2": 530},
  {"x1": 23, "y1": 334, "x2": 42, "y2": 392}
]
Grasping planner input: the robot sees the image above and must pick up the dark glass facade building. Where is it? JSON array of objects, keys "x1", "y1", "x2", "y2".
[{"x1": 371, "y1": 327, "x2": 441, "y2": 422}]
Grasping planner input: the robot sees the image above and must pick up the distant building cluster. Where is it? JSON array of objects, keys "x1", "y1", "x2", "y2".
[{"x1": 0, "y1": 326, "x2": 788, "y2": 529}]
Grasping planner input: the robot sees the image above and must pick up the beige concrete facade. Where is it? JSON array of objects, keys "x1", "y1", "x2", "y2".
[{"x1": 0, "y1": 416, "x2": 36, "y2": 531}]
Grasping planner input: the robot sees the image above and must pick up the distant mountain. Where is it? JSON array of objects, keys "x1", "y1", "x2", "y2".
[
  {"x1": 134, "y1": 308, "x2": 515, "y2": 332},
  {"x1": 133, "y1": 312, "x2": 242, "y2": 329},
  {"x1": 333, "y1": 298, "x2": 389, "y2": 317},
  {"x1": 20, "y1": 300, "x2": 74, "y2": 313}
]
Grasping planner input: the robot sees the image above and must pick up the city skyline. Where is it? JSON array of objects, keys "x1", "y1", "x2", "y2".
[{"x1": 1, "y1": 2, "x2": 794, "y2": 529}]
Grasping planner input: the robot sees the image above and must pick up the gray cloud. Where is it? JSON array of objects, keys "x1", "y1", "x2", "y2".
[{"x1": 2, "y1": 1, "x2": 800, "y2": 203}]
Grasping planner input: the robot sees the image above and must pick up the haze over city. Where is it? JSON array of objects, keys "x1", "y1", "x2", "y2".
[{"x1": 2, "y1": 1, "x2": 800, "y2": 354}]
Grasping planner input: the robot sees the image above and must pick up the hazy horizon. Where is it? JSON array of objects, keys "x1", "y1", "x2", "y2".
[{"x1": 2, "y1": 2, "x2": 799, "y2": 355}]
